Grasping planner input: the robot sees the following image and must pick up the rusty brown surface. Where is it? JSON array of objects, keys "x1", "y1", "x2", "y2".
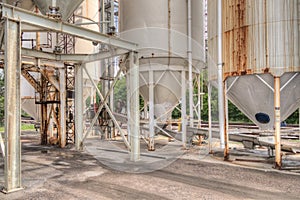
[{"x1": 223, "y1": 0, "x2": 249, "y2": 79}]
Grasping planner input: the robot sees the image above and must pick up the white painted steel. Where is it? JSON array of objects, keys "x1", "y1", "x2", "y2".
[
  {"x1": 59, "y1": 68, "x2": 66, "y2": 148},
  {"x1": 181, "y1": 71, "x2": 187, "y2": 147},
  {"x1": 4, "y1": 19, "x2": 22, "y2": 193},
  {"x1": 75, "y1": 64, "x2": 83, "y2": 150},
  {"x1": 120, "y1": 0, "x2": 205, "y2": 122},
  {"x1": 188, "y1": 0, "x2": 194, "y2": 127},
  {"x1": 129, "y1": 52, "x2": 140, "y2": 161},
  {"x1": 217, "y1": 0, "x2": 225, "y2": 148}
]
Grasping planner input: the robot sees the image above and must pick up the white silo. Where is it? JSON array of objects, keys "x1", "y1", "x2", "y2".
[{"x1": 120, "y1": 0, "x2": 205, "y2": 148}]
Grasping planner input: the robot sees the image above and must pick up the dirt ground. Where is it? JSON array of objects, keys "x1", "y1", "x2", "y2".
[{"x1": 0, "y1": 132, "x2": 300, "y2": 200}]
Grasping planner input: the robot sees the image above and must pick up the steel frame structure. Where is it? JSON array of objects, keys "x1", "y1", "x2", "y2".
[{"x1": 0, "y1": 2, "x2": 139, "y2": 193}]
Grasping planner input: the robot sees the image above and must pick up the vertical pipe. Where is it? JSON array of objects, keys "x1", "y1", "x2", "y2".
[
  {"x1": 198, "y1": 74, "x2": 201, "y2": 127},
  {"x1": 181, "y1": 70, "x2": 187, "y2": 148},
  {"x1": 102, "y1": 0, "x2": 106, "y2": 34},
  {"x1": 110, "y1": 0, "x2": 115, "y2": 28},
  {"x1": 187, "y1": 0, "x2": 194, "y2": 127},
  {"x1": 3, "y1": 19, "x2": 22, "y2": 193},
  {"x1": 148, "y1": 69, "x2": 155, "y2": 151},
  {"x1": 59, "y1": 68, "x2": 66, "y2": 148},
  {"x1": 35, "y1": 6, "x2": 40, "y2": 50},
  {"x1": 217, "y1": 0, "x2": 225, "y2": 148},
  {"x1": 126, "y1": 70, "x2": 131, "y2": 143},
  {"x1": 75, "y1": 64, "x2": 83, "y2": 150},
  {"x1": 110, "y1": 58, "x2": 114, "y2": 112},
  {"x1": 129, "y1": 52, "x2": 140, "y2": 161},
  {"x1": 274, "y1": 76, "x2": 281, "y2": 169},
  {"x1": 224, "y1": 80, "x2": 229, "y2": 160},
  {"x1": 208, "y1": 82, "x2": 212, "y2": 153},
  {"x1": 51, "y1": 0, "x2": 57, "y2": 8}
]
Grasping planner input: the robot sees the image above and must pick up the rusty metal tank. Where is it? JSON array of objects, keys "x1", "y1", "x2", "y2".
[
  {"x1": 208, "y1": 0, "x2": 300, "y2": 129},
  {"x1": 120, "y1": 0, "x2": 205, "y2": 121}
]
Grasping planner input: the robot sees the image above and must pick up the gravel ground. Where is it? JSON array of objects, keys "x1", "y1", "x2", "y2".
[{"x1": 0, "y1": 134, "x2": 299, "y2": 200}]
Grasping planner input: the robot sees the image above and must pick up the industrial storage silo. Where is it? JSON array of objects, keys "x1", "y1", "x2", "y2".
[
  {"x1": 208, "y1": 0, "x2": 300, "y2": 130},
  {"x1": 119, "y1": 0, "x2": 205, "y2": 122}
]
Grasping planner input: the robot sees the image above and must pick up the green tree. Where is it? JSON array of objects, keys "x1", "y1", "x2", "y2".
[
  {"x1": 113, "y1": 76, "x2": 127, "y2": 112},
  {"x1": 111, "y1": 71, "x2": 300, "y2": 125},
  {"x1": 286, "y1": 109, "x2": 299, "y2": 125}
]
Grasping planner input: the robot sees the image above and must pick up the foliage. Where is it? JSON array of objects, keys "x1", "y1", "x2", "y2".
[
  {"x1": 286, "y1": 109, "x2": 299, "y2": 125},
  {"x1": 0, "y1": 124, "x2": 35, "y2": 132},
  {"x1": 101, "y1": 70, "x2": 299, "y2": 125},
  {"x1": 113, "y1": 76, "x2": 127, "y2": 111}
]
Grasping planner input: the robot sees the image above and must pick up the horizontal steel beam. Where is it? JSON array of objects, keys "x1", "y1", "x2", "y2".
[
  {"x1": 0, "y1": 3, "x2": 137, "y2": 50},
  {"x1": 22, "y1": 48, "x2": 129, "y2": 64},
  {"x1": 0, "y1": 48, "x2": 129, "y2": 67}
]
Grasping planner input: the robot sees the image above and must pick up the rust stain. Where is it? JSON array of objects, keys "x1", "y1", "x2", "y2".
[
  {"x1": 263, "y1": 68, "x2": 270, "y2": 73},
  {"x1": 223, "y1": 0, "x2": 249, "y2": 77}
]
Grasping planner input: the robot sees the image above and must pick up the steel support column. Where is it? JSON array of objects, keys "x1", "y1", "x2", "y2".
[
  {"x1": 3, "y1": 19, "x2": 23, "y2": 193},
  {"x1": 181, "y1": 71, "x2": 187, "y2": 148},
  {"x1": 274, "y1": 76, "x2": 281, "y2": 169},
  {"x1": 40, "y1": 74, "x2": 48, "y2": 145},
  {"x1": 224, "y1": 80, "x2": 229, "y2": 160},
  {"x1": 126, "y1": 70, "x2": 131, "y2": 143},
  {"x1": 129, "y1": 52, "x2": 140, "y2": 161},
  {"x1": 128, "y1": 52, "x2": 140, "y2": 162},
  {"x1": 217, "y1": 0, "x2": 225, "y2": 148},
  {"x1": 59, "y1": 68, "x2": 66, "y2": 148},
  {"x1": 75, "y1": 64, "x2": 83, "y2": 150},
  {"x1": 148, "y1": 69, "x2": 155, "y2": 151},
  {"x1": 187, "y1": 0, "x2": 194, "y2": 127}
]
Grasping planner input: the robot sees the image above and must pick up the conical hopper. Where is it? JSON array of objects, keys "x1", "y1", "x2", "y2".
[
  {"x1": 226, "y1": 73, "x2": 300, "y2": 130},
  {"x1": 3, "y1": 0, "x2": 35, "y2": 10},
  {"x1": 139, "y1": 59, "x2": 185, "y2": 122},
  {"x1": 33, "y1": 0, "x2": 83, "y2": 21}
]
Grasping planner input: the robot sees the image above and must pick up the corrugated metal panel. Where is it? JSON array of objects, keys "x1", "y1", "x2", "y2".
[
  {"x1": 120, "y1": 0, "x2": 205, "y2": 119},
  {"x1": 208, "y1": 0, "x2": 300, "y2": 80},
  {"x1": 120, "y1": 0, "x2": 205, "y2": 63},
  {"x1": 208, "y1": 0, "x2": 300, "y2": 130}
]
